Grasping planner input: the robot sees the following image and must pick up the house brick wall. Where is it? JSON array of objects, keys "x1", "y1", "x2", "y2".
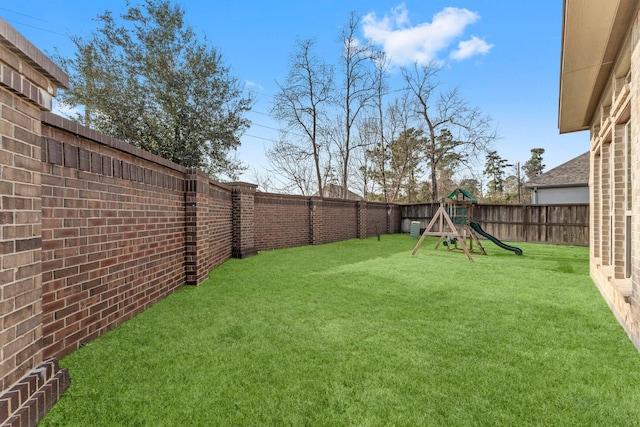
[
  {"x1": 591, "y1": 151, "x2": 601, "y2": 258},
  {"x1": 601, "y1": 141, "x2": 612, "y2": 266},
  {"x1": 628, "y1": 13, "x2": 640, "y2": 344},
  {"x1": 612, "y1": 123, "x2": 626, "y2": 279},
  {"x1": 584, "y1": 4, "x2": 640, "y2": 352}
]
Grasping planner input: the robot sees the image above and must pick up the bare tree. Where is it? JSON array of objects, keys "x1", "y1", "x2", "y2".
[
  {"x1": 353, "y1": 116, "x2": 379, "y2": 199},
  {"x1": 335, "y1": 12, "x2": 377, "y2": 199},
  {"x1": 247, "y1": 167, "x2": 274, "y2": 193},
  {"x1": 364, "y1": 93, "x2": 426, "y2": 203},
  {"x1": 266, "y1": 137, "x2": 316, "y2": 195},
  {"x1": 370, "y1": 50, "x2": 390, "y2": 202},
  {"x1": 401, "y1": 62, "x2": 497, "y2": 201},
  {"x1": 271, "y1": 39, "x2": 334, "y2": 197}
]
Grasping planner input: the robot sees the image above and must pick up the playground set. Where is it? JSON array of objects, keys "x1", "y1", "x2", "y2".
[{"x1": 411, "y1": 188, "x2": 523, "y2": 261}]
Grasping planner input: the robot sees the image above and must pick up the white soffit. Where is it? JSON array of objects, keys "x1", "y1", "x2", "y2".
[{"x1": 559, "y1": 0, "x2": 634, "y2": 133}]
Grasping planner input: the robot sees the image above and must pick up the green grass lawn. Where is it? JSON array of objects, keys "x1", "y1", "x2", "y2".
[{"x1": 40, "y1": 235, "x2": 640, "y2": 426}]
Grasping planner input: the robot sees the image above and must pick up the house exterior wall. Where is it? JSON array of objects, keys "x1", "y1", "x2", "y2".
[
  {"x1": 585, "y1": 4, "x2": 640, "y2": 350},
  {"x1": 530, "y1": 186, "x2": 589, "y2": 204}
]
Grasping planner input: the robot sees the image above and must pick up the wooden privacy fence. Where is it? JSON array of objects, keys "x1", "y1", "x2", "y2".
[{"x1": 401, "y1": 203, "x2": 589, "y2": 246}]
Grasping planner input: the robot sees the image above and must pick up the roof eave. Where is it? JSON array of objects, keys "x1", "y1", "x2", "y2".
[{"x1": 558, "y1": 0, "x2": 636, "y2": 134}]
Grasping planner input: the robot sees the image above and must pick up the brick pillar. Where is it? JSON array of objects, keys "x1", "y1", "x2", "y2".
[
  {"x1": 0, "y1": 17, "x2": 70, "y2": 425},
  {"x1": 592, "y1": 150, "x2": 601, "y2": 259},
  {"x1": 184, "y1": 168, "x2": 210, "y2": 285},
  {"x1": 310, "y1": 198, "x2": 323, "y2": 245},
  {"x1": 357, "y1": 201, "x2": 367, "y2": 238},
  {"x1": 230, "y1": 182, "x2": 257, "y2": 258},
  {"x1": 612, "y1": 123, "x2": 626, "y2": 279},
  {"x1": 601, "y1": 141, "x2": 612, "y2": 265}
]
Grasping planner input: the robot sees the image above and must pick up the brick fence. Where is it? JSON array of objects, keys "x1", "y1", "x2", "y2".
[
  {"x1": 0, "y1": 17, "x2": 71, "y2": 427},
  {"x1": 0, "y1": 18, "x2": 401, "y2": 425}
]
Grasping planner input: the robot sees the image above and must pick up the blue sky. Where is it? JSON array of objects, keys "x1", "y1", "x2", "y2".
[{"x1": 4, "y1": 1, "x2": 589, "y2": 183}]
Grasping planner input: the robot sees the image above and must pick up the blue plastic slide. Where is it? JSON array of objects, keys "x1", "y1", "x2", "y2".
[{"x1": 469, "y1": 221, "x2": 523, "y2": 256}]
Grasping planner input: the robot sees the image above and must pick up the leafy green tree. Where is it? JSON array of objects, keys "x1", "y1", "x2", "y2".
[
  {"x1": 484, "y1": 150, "x2": 508, "y2": 199},
  {"x1": 458, "y1": 177, "x2": 482, "y2": 199},
  {"x1": 54, "y1": 0, "x2": 252, "y2": 177},
  {"x1": 389, "y1": 128, "x2": 425, "y2": 202},
  {"x1": 503, "y1": 174, "x2": 520, "y2": 203},
  {"x1": 523, "y1": 148, "x2": 545, "y2": 181}
]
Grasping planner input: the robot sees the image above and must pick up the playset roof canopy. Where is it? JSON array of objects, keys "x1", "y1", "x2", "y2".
[{"x1": 446, "y1": 188, "x2": 477, "y2": 203}]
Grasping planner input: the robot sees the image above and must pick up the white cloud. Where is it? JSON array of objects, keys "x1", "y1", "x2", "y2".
[
  {"x1": 245, "y1": 80, "x2": 264, "y2": 90},
  {"x1": 450, "y1": 36, "x2": 493, "y2": 60},
  {"x1": 363, "y1": 4, "x2": 491, "y2": 66}
]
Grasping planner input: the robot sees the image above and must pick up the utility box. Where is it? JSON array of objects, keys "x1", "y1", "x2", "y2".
[{"x1": 410, "y1": 221, "x2": 421, "y2": 238}]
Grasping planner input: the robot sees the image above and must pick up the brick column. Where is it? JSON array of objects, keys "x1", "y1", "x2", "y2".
[
  {"x1": 591, "y1": 150, "x2": 601, "y2": 259},
  {"x1": 357, "y1": 201, "x2": 367, "y2": 238},
  {"x1": 310, "y1": 197, "x2": 323, "y2": 245},
  {"x1": 184, "y1": 168, "x2": 210, "y2": 285},
  {"x1": 230, "y1": 182, "x2": 257, "y2": 258},
  {"x1": 612, "y1": 123, "x2": 626, "y2": 279},
  {"x1": 601, "y1": 141, "x2": 612, "y2": 266},
  {"x1": 0, "y1": 17, "x2": 70, "y2": 425}
]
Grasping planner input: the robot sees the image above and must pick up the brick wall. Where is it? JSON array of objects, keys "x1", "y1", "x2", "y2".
[
  {"x1": 204, "y1": 181, "x2": 233, "y2": 273},
  {"x1": 0, "y1": 17, "x2": 70, "y2": 427},
  {"x1": 231, "y1": 182, "x2": 257, "y2": 258},
  {"x1": 317, "y1": 199, "x2": 358, "y2": 244},
  {"x1": 367, "y1": 203, "x2": 390, "y2": 237},
  {"x1": 39, "y1": 116, "x2": 190, "y2": 358},
  {"x1": 185, "y1": 169, "x2": 233, "y2": 285},
  {"x1": 255, "y1": 193, "x2": 398, "y2": 251},
  {"x1": 612, "y1": 123, "x2": 626, "y2": 279},
  {"x1": 255, "y1": 193, "x2": 311, "y2": 250}
]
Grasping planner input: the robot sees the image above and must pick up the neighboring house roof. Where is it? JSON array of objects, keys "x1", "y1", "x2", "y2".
[
  {"x1": 313, "y1": 183, "x2": 364, "y2": 200},
  {"x1": 524, "y1": 152, "x2": 589, "y2": 189}
]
